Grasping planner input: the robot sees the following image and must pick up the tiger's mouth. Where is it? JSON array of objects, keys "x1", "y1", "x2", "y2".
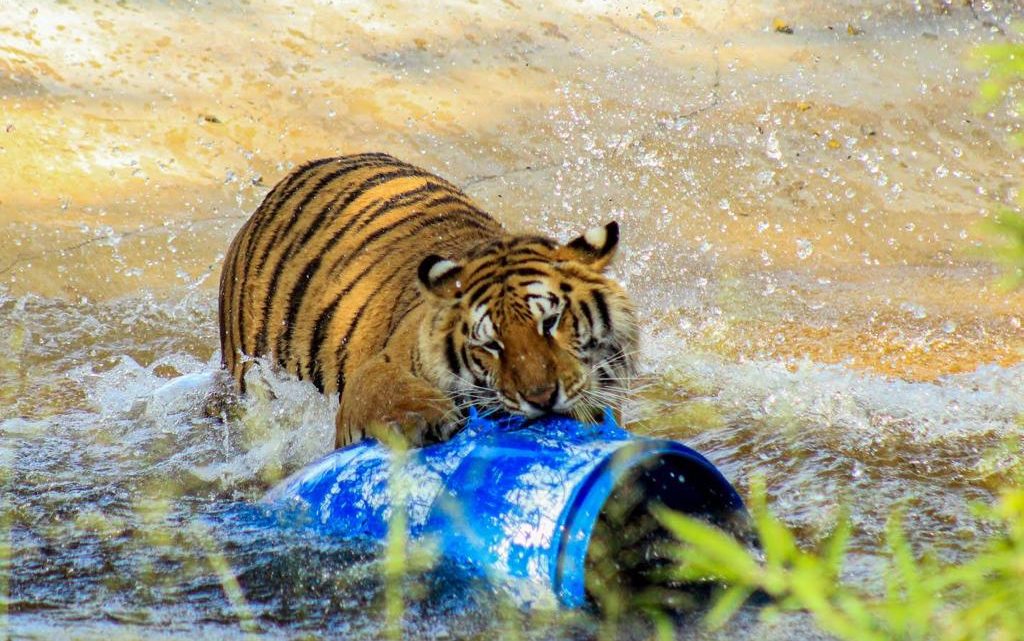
[
  {"x1": 472, "y1": 392, "x2": 603, "y2": 424},
  {"x1": 502, "y1": 381, "x2": 606, "y2": 422},
  {"x1": 514, "y1": 380, "x2": 564, "y2": 418},
  {"x1": 457, "y1": 373, "x2": 618, "y2": 424}
]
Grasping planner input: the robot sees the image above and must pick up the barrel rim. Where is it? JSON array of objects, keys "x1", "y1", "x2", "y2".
[{"x1": 553, "y1": 439, "x2": 744, "y2": 607}]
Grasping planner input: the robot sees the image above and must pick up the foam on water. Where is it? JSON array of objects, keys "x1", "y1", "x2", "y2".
[
  {"x1": 27, "y1": 348, "x2": 331, "y2": 495},
  {"x1": 643, "y1": 327, "x2": 1024, "y2": 447},
  {"x1": 189, "y1": 361, "x2": 338, "y2": 489}
]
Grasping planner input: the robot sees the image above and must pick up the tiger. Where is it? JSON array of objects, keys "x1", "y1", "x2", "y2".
[{"x1": 218, "y1": 152, "x2": 638, "y2": 449}]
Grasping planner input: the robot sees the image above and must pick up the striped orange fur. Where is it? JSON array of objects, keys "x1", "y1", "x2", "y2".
[{"x1": 219, "y1": 153, "x2": 638, "y2": 448}]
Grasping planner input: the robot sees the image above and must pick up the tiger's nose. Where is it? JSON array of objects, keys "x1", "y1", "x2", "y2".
[{"x1": 523, "y1": 383, "x2": 558, "y2": 410}]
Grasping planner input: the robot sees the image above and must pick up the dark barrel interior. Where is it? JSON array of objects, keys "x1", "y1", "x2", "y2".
[{"x1": 583, "y1": 453, "x2": 758, "y2": 612}]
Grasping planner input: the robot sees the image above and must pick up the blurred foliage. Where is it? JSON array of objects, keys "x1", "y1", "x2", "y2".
[
  {"x1": 974, "y1": 38, "x2": 1024, "y2": 288},
  {"x1": 980, "y1": 212, "x2": 1024, "y2": 289},
  {"x1": 658, "y1": 476, "x2": 1024, "y2": 641},
  {"x1": 975, "y1": 39, "x2": 1024, "y2": 135}
]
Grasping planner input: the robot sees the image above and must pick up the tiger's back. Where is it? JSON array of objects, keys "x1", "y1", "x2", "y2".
[{"x1": 218, "y1": 153, "x2": 504, "y2": 397}]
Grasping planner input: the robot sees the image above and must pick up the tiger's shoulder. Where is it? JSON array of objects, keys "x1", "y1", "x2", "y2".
[{"x1": 218, "y1": 153, "x2": 504, "y2": 396}]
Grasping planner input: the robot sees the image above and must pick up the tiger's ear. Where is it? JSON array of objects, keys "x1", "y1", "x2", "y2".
[
  {"x1": 558, "y1": 221, "x2": 619, "y2": 271},
  {"x1": 418, "y1": 255, "x2": 464, "y2": 298}
]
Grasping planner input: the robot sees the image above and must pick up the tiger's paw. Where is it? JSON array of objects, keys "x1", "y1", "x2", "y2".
[{"x1": 337, "y1": 379, "x2": 455, "y2": 449}]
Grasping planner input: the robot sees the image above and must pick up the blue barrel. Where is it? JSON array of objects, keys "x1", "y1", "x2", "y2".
[{"x1": 262, "y1": 408, "x2": 748, "y2": 608}]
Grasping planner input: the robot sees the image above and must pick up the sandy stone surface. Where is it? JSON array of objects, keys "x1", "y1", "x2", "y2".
[{"x1": 2, "y1": 1, "x2": 1022, "y2": 380}]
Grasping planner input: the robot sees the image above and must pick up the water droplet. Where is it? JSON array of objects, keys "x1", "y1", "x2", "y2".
[
  {"x1": 795, "y1": 238, "x2": 813, "y2": 260},
  {"x1": 765, "y1": 131, "x2": 781, "y2": 160},
  {"x1": 900, "y1": 302, "x2": 927, "y2": 319}
]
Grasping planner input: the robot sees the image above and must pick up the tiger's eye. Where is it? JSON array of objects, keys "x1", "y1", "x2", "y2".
[{"x1": 483, "y1": 340, "x2": 502, "y2": 354}]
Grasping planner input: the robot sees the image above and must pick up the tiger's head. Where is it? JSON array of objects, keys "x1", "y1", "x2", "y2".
[{"x1": 417, "y1": 221, "x2": 638, "y2": 423}]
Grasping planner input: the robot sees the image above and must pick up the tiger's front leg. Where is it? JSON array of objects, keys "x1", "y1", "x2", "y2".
[{"x1": 336, "y1": 354, "x2": 456, "y2": 449}]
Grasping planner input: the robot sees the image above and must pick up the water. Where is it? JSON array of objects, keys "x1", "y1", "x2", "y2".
[{"x1": 3, "y1": 1, "x2": 1024, "y2": 639}]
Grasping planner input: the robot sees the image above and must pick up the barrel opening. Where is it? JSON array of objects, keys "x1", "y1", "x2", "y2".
[{"x1": 583, "y1": 452, "x2": 754, "y2": 612}]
